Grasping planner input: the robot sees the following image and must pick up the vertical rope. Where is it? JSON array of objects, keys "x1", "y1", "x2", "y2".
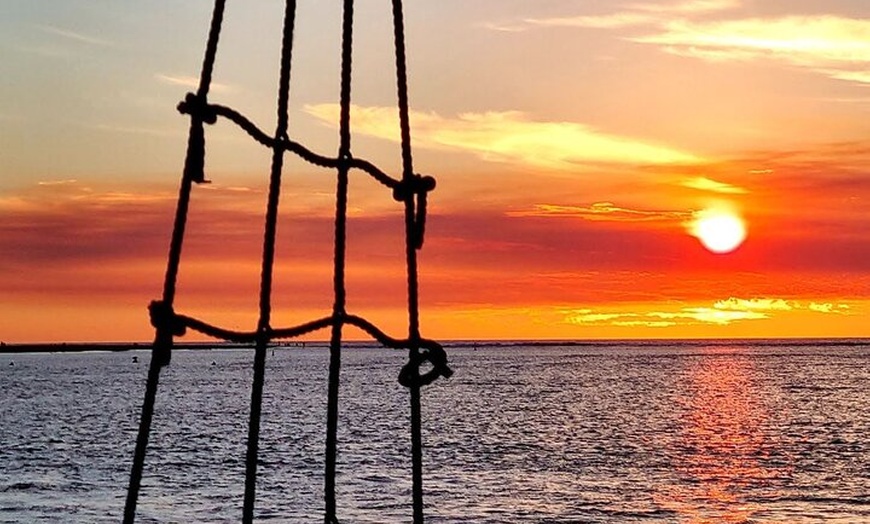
[
  {"x1": 123, "y1": 2, "x2": 226, "y2": 522},
  {"x1": 391, "y1": 1, "x2": 426, "y2": 522},
  {"x1": 122, "y1": 336, "x2": 164, "y2": 524},
  {"x1": 325, "y1": 1, "x2": 354, "y2": 522},
  {"x1": 243, "y1": 1, "x2": 297, "y2": 522}
]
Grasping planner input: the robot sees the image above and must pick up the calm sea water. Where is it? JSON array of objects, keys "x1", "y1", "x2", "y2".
[{"x1": 1, "y1": 340, "x2": 868, "y2": 523}]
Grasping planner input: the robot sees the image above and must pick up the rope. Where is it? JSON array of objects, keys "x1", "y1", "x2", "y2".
[
  {"x1": 243, "y1": 1, "x2": 298, "y2": 522},
  {"x1": 124, "y1": 1, "x2": 451, "y2": 522},
  {"x1": 324, "y1": 0, "x2": 355, "y2": 521},
  {"x1": 123, "y1": 1, "x2": 225, "y2": 522},
  {"x1": 184, "y1": 101, "x2": 432, "y2": 196},
  {"x1": 389, "y1": 1, "x2": 428, "y2": 521},
  {"x1": 137, "y1": 309, "x2": 454, "y2": 385}
]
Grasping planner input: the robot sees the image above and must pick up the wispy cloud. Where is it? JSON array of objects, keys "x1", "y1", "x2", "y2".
[
  {"x1": 525, "y1": 13, "x2": 655, "y2": 30},
  {"x1": 495, "y1": 3, "x2": 870, "y2": 85},
  {"x1": 808, "y1": 302, "x2": 851, "y2": 314},
  {"x1": 305, "y1": 104, "x2": 698, "y2": 169},
  {"x1": 37, "y1": 179, "x2": 78, "y2": 187},
  {"x1": 651, "y1": 307, "x2": 767, "y2": 324},
  {"x1": 155, "y1": 74, "x2": 233, "y2": 93},
  {"x1": 480, "y1": 21, "x2": 531, "y2": 33},
  {"x1": 713, "y1": 297, "x2": 794, "y2": 311},
  {"x1": 681, "y1": 176, "x2": 747, "y2": 194},
  {"x1": 565, "y1": 305, "x2": 767, "y2": 327},
  {"x1": 821, "y1": 69, "x2": 870, "y2": 85},
  {"x1": 565, "y1": 309, "x2": 626, "y2": 323},
  {"x1": 633, "y1": 16, "x2": 870, "y2": 69},
  {"x1": 518, "y1": 1, "x2": 738, "y2": 30},
  {"x1": 566, "y1": 296, "x2": 857, "y2": 328},
  {"x1": 506, "y1": 0, "x2": 737, "y2": 31},
  {"x1": 37, "y1": 24, "x2": 113, "y2": 47},
  {"x1": 507, "y1": 202, "x2": 690, "y2": 222},
  {"x1": 628, "y1": 0, "x2": 740, "y2": 14}
]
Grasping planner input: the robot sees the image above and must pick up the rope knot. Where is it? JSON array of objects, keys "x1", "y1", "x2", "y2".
[
  {"x1": 148, "y1": 300, "x2": 186, "y2": 337},
  {"x1": 398, "y1": 341, "x2": 453, "y2": 388},
  {"x1": 177, "y1": 93, "x2": 214, "y2": 184},
  {"x1": 337, "y1": 150, "x2": 353, "y2": 169},
  {"x1": 391, "y1": 174, "x2": 435, "y2": 202},
  {"x1": 392, "y1": 174, "x2": 436, "y2": 249},
  {"x1": 177, "y1": 92, "x2": 217, "y2": 124}
]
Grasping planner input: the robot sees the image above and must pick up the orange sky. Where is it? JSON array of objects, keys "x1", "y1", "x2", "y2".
[{"x1": 1, "y1": 1, "x2": 868, "y2": 342}]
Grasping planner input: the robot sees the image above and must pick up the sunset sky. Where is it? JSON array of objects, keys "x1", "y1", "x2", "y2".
[{"x1": 1, "y1": 0, "x2": 868, "y2": 342}]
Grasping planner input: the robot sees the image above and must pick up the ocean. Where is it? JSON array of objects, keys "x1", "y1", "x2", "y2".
[{"x1": 1, "y1": 340, "x2": 867, "y2": 523}]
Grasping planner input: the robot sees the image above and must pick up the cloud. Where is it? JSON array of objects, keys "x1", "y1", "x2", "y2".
[
  {"x1": 463, "y1": 139, "x2": 870, "y2": 273},
  {"x1": 713, "y1": 297, "x2": 794, "y2": 311},
  {"x1": 520, "y1": 1, "x2": 739, "y2": 30},
  {"x1": 0, "y1": 181, "x2": 435, "y2": 309},
  {"x1": 507, "y1": 202, "x2": 690, "y2": 222},
  {"x1": 564, "y1": 295, "x2": 818, "y2": 328},
  {"x1": 649, "y1": 308, "x2": 767, "y2": 324},
  {"x1": 480, "y1": 21, "x2": 532, "y2": 33},
  {"x1": 635, "y1": 16, "x2": 870, "y2": 64},
  {"x1": 632, "y1": 15, "x2": 870, "y2": 83},
  {"x1": 496, "y1": 3, "x2": 870, "y2": 86},
  {"x1": 628, "y1": 0, "x2": 741, "y2": 14},
  {"x1": 563, "y1": 296, "x2": 862, "y2": 330},
  {"x1": 681, "y1": 176, "x2": 747, "y2": 194},
  {"x1": 821, "y1": 69, "x2": 870, "y2": 85},
  {"x1": 808, "y1": 302, "x2": 852, "y2": 314},
  {"x1": 305, "y1": 104, "x2": 698, "y2": 169},
  {"x1": 155, "y1": 74, "x2": 233, "y2": 93},
  {"x1": 0, "y1": 182, "x2": 249, "y2": 268},
  {"x1": 564, "y1": 303, "x2": 769, "y2": 327},
  {"x1": 37, "y1": 24, "x2": 112, "y2": 47},
  {"x1": 566, "y1": 310, "x2": 626, "y2": 323},
  {"x1": 612, "y1": 320, "x2": 677, "y2": 327},
  {"x1": 809, "y1": 302, "x2": 834, "y2": 313},
  {"x1": 524, "y1": 13, "x2": 655, "y2": 30},
  {"x1": 37, "y1": 179, "x2": 78, "y2": 187}
]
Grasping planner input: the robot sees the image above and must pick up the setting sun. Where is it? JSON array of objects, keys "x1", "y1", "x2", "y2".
[{"x1": 691, "y1": 208, "x2": 747, "y2": 254}]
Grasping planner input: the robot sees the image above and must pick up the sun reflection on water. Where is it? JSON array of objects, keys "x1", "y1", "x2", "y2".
[{"x1": 657, "y1": 352, "x2": 786, "y2": 523}]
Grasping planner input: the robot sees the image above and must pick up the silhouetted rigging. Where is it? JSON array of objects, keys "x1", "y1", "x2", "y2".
[{"x1": 123, "y1": 1, "x2": 452, "y2": 523}]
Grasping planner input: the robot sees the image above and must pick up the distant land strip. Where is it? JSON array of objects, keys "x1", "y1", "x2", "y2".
[
  {"x1": 0, "y1": 342, "x2": 266, "y2": 354},
  {"x1": 1, "y1": 338, "x2": 868, "y2": 354}
]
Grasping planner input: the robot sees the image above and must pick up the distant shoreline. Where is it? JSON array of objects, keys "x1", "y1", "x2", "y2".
[
  {"x1": 0, "y1": 342, "x2": 256, "y2": 354},
  {"x1": 1, "y1": 337, "x2": 868, "y2": 354}
]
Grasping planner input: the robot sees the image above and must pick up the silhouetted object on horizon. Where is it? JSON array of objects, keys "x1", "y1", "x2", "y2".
[{"x1": 123, "y1": 2, "x2": 451, "y2": 524}]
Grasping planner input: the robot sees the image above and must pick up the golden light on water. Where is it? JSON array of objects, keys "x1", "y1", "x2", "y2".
[{"x1": 668, "y1": 353, "x2": 767, "y2": 522}]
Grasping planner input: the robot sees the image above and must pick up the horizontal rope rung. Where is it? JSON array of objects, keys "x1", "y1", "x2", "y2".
[{"x1": 179, "y1": 94, "x2": 431, "y2": 193}]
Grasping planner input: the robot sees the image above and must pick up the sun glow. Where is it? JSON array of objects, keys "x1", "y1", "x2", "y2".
[{"x1": 690, "y1": 208, "x2": 747, "y2": 254}]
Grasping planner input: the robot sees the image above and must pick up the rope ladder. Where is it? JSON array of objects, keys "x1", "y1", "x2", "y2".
[{"x1": 123, "y1": 1, "x2": 452, "y2": 522}]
